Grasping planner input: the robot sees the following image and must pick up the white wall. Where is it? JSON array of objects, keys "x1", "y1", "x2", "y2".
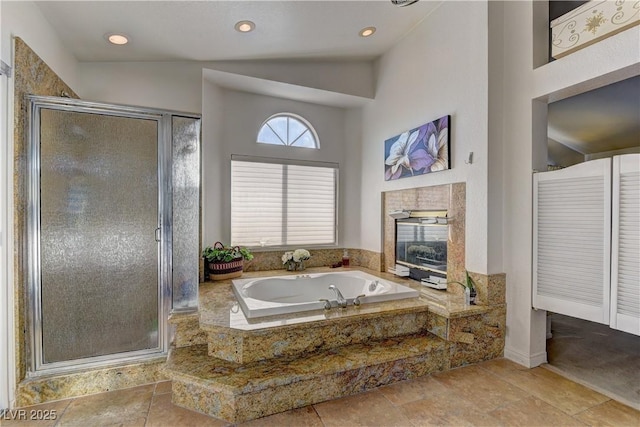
[
  {"x1": 76, "y1": 59, "x2": 376, "y2": 115},
  {"x1": 202, "y1": 87, "x2": 353, "y2": 247},
  {"x1": 203, "y1": 60, "x2": 374, "y2": 99},
  {"x1": 359, "y1": 1, "x2": 490, "y2": 274},
  {"x1": 201, "y1": 79, "x2": 225, "y2": 247},
  {"x1": 487, "y1": 1, "x2": 505, "y2": 275},
  {"x1": 77, "y1": 62, "x2": 203, "y2": 113},
  {"x1": 343, "y1": 108, "x2": 363, "y2": 248},
  {"x1": 1, "y1": 1, "x2": 78, "y2": 91},
  {"x1": 501, "y1": 1, "x2": 640, "y2": 366},
  {"x1": 0, "y1": 0, "x2": 80, "y2": 409}
]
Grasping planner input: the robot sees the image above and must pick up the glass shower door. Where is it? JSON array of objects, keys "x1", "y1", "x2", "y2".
[{"x1": 35, "y1": 106, "x2": 162, "y2": 367}]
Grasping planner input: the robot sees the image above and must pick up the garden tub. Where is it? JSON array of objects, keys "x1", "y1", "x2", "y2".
[{"x1": 231, "y1": 270, "x2": 419, "y2": 318}]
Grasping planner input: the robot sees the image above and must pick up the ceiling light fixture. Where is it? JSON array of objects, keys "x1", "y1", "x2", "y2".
[
  {"x1": 106, "y1": 33, "x2": 129, "y2": 45},
  {"x1": 235, "y1": 20, "x2": 255, "y2": 33},
  {"x1": 359, "y1": 27, "x2": 376, "y2": 37}
]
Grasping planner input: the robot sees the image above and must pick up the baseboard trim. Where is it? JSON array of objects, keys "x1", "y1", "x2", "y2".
[{"x1": 504, "y1": 346, "x2": 547, "y2": 368}]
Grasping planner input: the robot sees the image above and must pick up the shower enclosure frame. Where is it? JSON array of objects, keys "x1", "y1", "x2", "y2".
[{"x1": 26, "y1": 96, "x2": 198, "y2": 376}]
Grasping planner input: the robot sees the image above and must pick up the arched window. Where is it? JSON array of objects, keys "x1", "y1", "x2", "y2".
[{"x1": 257, "y1": 113, "x2": 319, "y2": 149}]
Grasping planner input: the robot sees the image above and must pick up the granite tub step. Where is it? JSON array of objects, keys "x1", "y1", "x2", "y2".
[
  {"x1": 164, "y1": 332, "x2": 449, "y2": 423},
  {"x1": 201, "y1": 304, "x2": 431, "y2": 364}
]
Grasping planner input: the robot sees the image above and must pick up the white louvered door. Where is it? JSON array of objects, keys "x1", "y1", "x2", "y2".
[
  {"x1": 610, "y1": 154, "x2": 640, "y2": 336},
  {"x1": 533, "y1": 159, "x2": 612, "y2": 324}
]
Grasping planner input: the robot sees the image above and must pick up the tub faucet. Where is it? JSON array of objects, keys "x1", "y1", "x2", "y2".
[{"x1": 328, "y1": 284, "x2": 348, "y2": 308}]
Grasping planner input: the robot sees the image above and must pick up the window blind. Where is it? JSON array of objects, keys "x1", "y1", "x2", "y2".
[{"x1": 231, "y1": 157, "x2": 337, "y2": 248}]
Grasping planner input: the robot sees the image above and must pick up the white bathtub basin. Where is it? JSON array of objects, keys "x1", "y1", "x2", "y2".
[{"x1": 231, "y1": 270, "x2": 419, "y2": 318}]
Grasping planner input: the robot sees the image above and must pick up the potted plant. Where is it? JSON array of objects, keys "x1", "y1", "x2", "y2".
[
  {"x1": 202, "y1": 242, "x2": 254, "y2": 281},
  {"x1": 448, "y1": 270, "x2": 477, "y2": 305},
  {"x1": 281, "y1": 249, "x2": 311, "y2": 271}
]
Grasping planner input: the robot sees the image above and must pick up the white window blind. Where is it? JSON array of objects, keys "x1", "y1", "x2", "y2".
[{"x1": 231, "y1": 156, "x2": 337, "y2": 248}]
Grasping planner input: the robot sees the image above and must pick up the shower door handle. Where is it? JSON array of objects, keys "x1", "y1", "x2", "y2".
[{"x1": 155, "y1": 227, "x2": 161, "y2": 242}]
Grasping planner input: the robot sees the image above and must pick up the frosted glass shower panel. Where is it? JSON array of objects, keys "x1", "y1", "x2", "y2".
[
  {"x1": 172, "y1": 116, "x2": 200, "y2": 311},
  {"x1": 39, "y1": 109, "x2": 160, "y2": 363}
]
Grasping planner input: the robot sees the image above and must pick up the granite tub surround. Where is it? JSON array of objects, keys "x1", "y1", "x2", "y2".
[
  {"x1": 15, "y1": 357, "x2": 167, "y2": 407},
  {"x1": 163, "y1": 266, "x2": 506, "y2": 422},
  {"x1": 238, "y1": 248, "x2": 383, "y2": 272},
  {"x1": 169, "y1": 312, "x2": 207, "y2": 348},
  {"x1": 13, "y1": 38, "x2": 80, "y2": 384},
  {"x1": 199, "y1": 247, "x2": 382, "y2": 282},
  {"x1": 205, "y1": 302, "x2": 430, "y2": 364},
  {"x1": 199, "y1": 269, "x2": 431, "y2": 330},
  {"x1": 166, "y1": 334, "x2": 449, "y2": 423},
  {"x1": 448, "y1": 306, "x2": 506, "y2": 368},
  {"x1": 191, "y1": 268, "x2": 434, "y2": 364}
]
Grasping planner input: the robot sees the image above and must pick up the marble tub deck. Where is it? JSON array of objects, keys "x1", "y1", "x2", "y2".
[
  {"x1": 171, "y1": 267, "x2": 503, "y2": 367},
  {"x1": 164, "y1": 267, "x2": 505, "y2": 422}
]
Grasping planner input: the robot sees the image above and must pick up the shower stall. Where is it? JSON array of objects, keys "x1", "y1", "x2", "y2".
[{"x1": 26, "y1": 96, "x2": 200, "y2": 374}]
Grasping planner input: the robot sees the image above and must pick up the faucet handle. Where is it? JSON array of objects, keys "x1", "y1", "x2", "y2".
[
  {"x1": 319, "y1": 299, "x2": 332, "y2": 310},
  {"x1": 353, "y1": 294, "x2": 366, "y2": 306}
]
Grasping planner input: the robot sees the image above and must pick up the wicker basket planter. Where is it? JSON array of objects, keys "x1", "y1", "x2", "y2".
[
  {"x1": 202, "y1": 242, "x2": 253, "y2": 282},
  {"x1": 208, "y1": 258, "x2": 244, "y2": 281}
]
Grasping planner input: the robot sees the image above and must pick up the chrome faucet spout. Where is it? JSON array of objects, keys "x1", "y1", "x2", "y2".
[{"x1": 328, "y1": 284, "x2": 348, "y2": 308}]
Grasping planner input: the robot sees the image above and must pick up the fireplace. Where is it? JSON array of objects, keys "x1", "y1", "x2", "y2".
[{"x1": 395, "y1": 210, "x2": 448, "y2": 281}]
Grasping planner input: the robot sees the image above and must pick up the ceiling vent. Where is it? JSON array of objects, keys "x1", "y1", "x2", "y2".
[{"x1": 391, "y1": 0, "x2": 419, "y2": 6}]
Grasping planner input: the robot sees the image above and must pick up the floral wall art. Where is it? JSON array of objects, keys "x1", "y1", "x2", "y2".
[{"x1": 384, "y1": 115, "x2": 450, "y2": 181}]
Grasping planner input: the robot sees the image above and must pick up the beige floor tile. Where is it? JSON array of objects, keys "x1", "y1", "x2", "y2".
[
  {"x1": 102, "y1": 417, "x2": 146, "y2": 427},
  {"x1": 574, "y1": 400, "x2": 640, "y2": 427},
  {"x1": 146, "y1": 393, "x2": 228, "y2": 427},
  {"x1": 489, "y1": 396, "x2": 586, "y2": 426},
  {"x1": 432, "y1": 365, "x2": 529, "y2": 412},
  {"x1": 547, "y1": 313, "x2": 640, "y2": 406},
  {"x1": 153, "y1": 381, "x2": 172, "y2": 395},
  {"x1": 238, "y1": 406, "x2": 323, "y2": 427},
  {"x1": 378, "y1": 376, "x2": 450, "y2": 406},
  {"x1": 1, "y1": 399, "x2": 71, "y2": 427},
  {"x1": 400, "y1": 391, "x2": 504, "y2": 427},
  {"x1": 56, "y1": 384, "x2": 154, "y2": 427},
  {"x1": 496, "y1": 366, "x2": 609, "y2": 415},
  {"x1": 476, "y1": 358, "x2": 530, "y2": 378},
  {"x1": 314, "y1": 389, "x2": 412, "y2": 427}
]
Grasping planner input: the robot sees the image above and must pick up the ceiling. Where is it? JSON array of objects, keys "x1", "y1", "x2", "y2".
[
  {"x1": 34, "y1": 1, "x2": 639, "y2": 157},
  {"x1": 35, "y1": 1, "x2": 441, "y2": 62},
  {"x1": 548, "y1": 76, "x2": 640, "y2": 156}
]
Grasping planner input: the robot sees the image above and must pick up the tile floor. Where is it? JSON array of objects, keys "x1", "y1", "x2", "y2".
[
  {"x1": 2, "y1": 358, "x2": 639, "y2": 427},
  {"x1": 547, "y1": 313, "x2": 640, "y2": 409}
]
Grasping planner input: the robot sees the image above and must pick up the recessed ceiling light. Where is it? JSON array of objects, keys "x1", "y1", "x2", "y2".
[
  {"x1": 235, "y1": 20, "x2": 255, "y2": 33},
  {"x1": 359, "y1": 27, "x2": 376, "y2": 37},
  {"x1": 106, "y1": 33, "x2": 129, "y2": 45}
]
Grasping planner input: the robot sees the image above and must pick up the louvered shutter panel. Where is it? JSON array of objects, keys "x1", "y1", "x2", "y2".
[
  {"x1": 610, "y1": 154, "x2": 640, "y2": 336},
  {"x1": 533, "y1": 158, "x2": 611, "y2": 324}
]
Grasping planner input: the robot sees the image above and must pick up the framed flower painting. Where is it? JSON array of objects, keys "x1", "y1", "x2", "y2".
[{"x1": 384, "y1": 115, "x2": 450, "y2": 181}]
